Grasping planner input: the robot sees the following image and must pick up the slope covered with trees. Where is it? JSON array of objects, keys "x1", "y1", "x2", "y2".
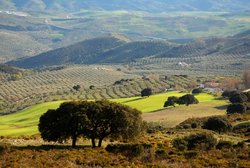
[{"x1": 9, "y1": 31, "x2": 250, "y2": 69}]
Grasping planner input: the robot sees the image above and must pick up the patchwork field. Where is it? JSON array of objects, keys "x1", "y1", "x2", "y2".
[{"x1": 0, "y1": 92, "x2": 228, "y2": 136}]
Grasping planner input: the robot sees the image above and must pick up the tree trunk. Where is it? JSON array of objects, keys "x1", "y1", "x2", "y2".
[
  {"x1": 91, "y1": 138, "x2": 96, "y2": 148},
  {"x1": 98, "y1": 138, "x2": 103, "y2": 147},
  {"x1": 72, "y1": 136, "x2": 77, "y2": 148}
]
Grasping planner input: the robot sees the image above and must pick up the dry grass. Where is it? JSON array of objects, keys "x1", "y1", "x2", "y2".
[{"x1": 143, "y1": 101, "x2": 227, "y2": 128}]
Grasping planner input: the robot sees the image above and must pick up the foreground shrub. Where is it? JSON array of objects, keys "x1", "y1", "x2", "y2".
[
  {"x1": 146, "y1": 122, "x2": 169, "y2": 133},
  {"x1": 203, "y1": 116, "x2": 232, "y2": 133},
  {"x1": 172, "y1": 132, "x2": 217, "y2": 151},
  {"x1": 216, "y1": 140, "x2": 233, "y2": 150},
  {"x1": 0, "y1": 143, "x2": 12, "y2": 154},
  {"x1": 106, "y1": 143, "x2": 152, "y2": 159},
  {"x1": 172, "y1": 138, "x2": 188, "y2": 151}
]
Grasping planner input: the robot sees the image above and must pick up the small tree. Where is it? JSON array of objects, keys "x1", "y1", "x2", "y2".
[
  {"x1": 222, "y1": 90, "x2": 238, "y2": 98},
  {"x1": 203, "y1": 117, "x2": 232, "y2": 133},
  {"x1": 229, "y1": 93, "x2": 248, "y2": 104},
  {"x1": 164, "y1": 96, "x2": 179, "y2": 107},
  {"x1": 192, "y1": 88, "x2": 203, "y2": 94},
  {"x1": 73, "y1": 85, "x2": 81, "y2": 91},
  {"x1": 141, "y1": 88, "x2": 152, "y2": 97},
  {"x1": 178, "y1": 94, "x2": 199, "y2": 106},
  {"x1": 227, "y1": 103, "x2": 247, "y2": 114}
]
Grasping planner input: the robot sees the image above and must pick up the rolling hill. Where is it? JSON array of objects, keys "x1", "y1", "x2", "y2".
[
  {"x1": 9, "y1": 30, "x2": 250, "y2": 69},
  {"x1": 98, "y1": 41, "x2": 177, "y2": 63},
  {"x1": 9, "y1": 36, "x2": 128, "y2": 68},
  {"x1": 2, "y1": 0, "x2": 250, "y2": 13}
]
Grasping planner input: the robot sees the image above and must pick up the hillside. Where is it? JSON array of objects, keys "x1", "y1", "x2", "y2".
[
  {"x1": 2, "y1": 0, "x2": 250, "y2": 12},
  {"x1": 9, "y1": 31, "x2": 250, "y2": 69},
  {"x1": 9, "y1": 36, "x2": 127, "y2": 68},
  {"x1": 157, "y1": 36, "x2": 250, "y2": 58},
  {"x1": 98, "y1": 41, "x2": 177, "y2": 63},
  {"x1": 0, "y1": 92, "x2": 226, "y2": 136}
]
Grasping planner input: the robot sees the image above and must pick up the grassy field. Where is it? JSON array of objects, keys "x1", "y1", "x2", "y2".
[{"x1": 0, "y1": 92, "x2": 228, "y2": 136}]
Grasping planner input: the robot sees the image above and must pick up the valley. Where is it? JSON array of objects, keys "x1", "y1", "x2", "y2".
[{"x1": 0, "y1": 1, "x2": 250, "y2": 167}]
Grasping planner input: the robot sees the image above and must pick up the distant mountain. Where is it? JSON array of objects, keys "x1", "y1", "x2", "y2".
[
  {"x1": 9, "y1": 36, "x2": 127, "y2": 68},
  {"x1": 9, "y1": 30, "x2": 250, "y2": 69},
  {"x1": 157, "y1": 34, "x2": 250, "y2": 58},
  {"x1": 2, "y1": 0, "x2": 250, "y2": 13}
]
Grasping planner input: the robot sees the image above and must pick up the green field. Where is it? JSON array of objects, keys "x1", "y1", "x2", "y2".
[{"x1": 0, "y1": 92, "x2": 228, "y2": 136}]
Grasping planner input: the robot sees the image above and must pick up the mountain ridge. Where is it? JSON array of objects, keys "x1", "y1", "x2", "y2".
[
  {"x1": 1, "y1": 0, "x2": 250, "y2": 13},
  {"x1": 8, "y1": 30, "x2": 250, "y2": 69}
]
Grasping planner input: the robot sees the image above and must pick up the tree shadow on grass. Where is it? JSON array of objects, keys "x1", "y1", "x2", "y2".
[
  {"x1": 15, "y1": 144, "x2": 92, "y2": 151},
  {"x1": 214, "y1": 105, "x2": 228, "y2": 110},
  {"x1": 121, "y1": 97, "x2": 144, "y2": 103}
]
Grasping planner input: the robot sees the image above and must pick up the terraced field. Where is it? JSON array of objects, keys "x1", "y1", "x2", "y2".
[
  {"x1": 0, "y1": 92, "x2": 228, "y2": 136},
  {"x1": 0, "y1": 66, "x2": 200, "y2": 114}
]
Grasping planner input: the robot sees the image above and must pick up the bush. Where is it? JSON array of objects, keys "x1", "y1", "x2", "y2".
[
  {"x1": 173, "y1": 132, "x2": 217, "y2": 151},
  {"x1": 185, "y1": 132, "x2": 217, "y2": 150},
  {"x1": 192, "y1": 88, "x2": 203, "y2": 94},
  {"x1": 203, "y1": 116, "x2": 232, "y2": 133},
  {"x1": 0, "y1": 143, "x2": 12, "y2": 154},
  {"x1": 141, "y1": 88, "x2": 153, "y2": 97},
  {"x1": 222, "y1": 90, "x2": 238, "y2": 98},
  {"x1": 229, "y1": 93, "x2": 248, "y2": 104},
  {"x1": 191, "y1": 122, "x2": 198, "y2": 129},
  {"x1": 227, "y1": 103, "x2": 247, "y2": 114},
  {"x1": 216, "y1": 140, "x2": 233, "y2": 149},
  {"x1": 172, "y1": 138, "x2": 188, "y2": 151},
  {"x1": 178, "y1": 94, "x2": 199, "y2": 106},
  {"x1": 164, "y1": 96, "x2": 179, "y2": 107},
  {"x1": 146, "y1": 122, "x2": 168, "y2": 133},
  {"x1": 106, "y1": 143, "x2": 152, "y2": 159}
]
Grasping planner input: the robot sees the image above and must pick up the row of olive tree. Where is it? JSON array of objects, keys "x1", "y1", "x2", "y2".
[{"x1": 39, "y1": 100, "x2": 144, "y2": 148}]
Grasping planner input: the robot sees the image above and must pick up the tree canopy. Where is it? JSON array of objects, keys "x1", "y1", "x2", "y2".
[
  {"x1": 164, "y1": 96, "x2": 179, "y2": 107},
  {"x1": 39, "y1": 100, "x2": 143, "y2": 148},
  {"x1": 39, "y1": 102, "x2": 87, "y2": 148},
  {"x1": 227, "y1": 103, "x2": 247, "y2": 114},
  {"x1": 178, "y1": 94, "x2": 199, "y2": 106},
  {"x1": 229, "y1": 93, "x2": 248, "y2": 104},
  {"x1": 203, "y1": 116, "x2": 232, "y2": 133},
  {"x1": 141, "y1": 88, "x2": 153, "y2": 97}
]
